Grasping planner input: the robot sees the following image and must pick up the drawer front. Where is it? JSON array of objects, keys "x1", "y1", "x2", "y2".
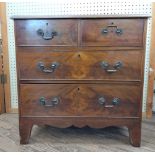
[
  {"x1": 18, "y1": 47, "x2": 142, "y2": 81},
  {"x1": 20, "y1": 84, "x2": 78, "y2": 116},
  {"x1": 77, "y1": 84, "x2": 141, "y2": 117},
  {"x1": 20, "y1": 84, "x2": 141, "y2": 117},
  {"x1": 81, "y1": 19, "x2": 144, "y2": 47},
  {"x1": 15, "y1": 20, "x2": 78, "y2": 46}
]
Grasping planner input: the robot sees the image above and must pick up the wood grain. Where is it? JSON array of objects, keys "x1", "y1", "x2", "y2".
[
  {"x1": 1, "y1": 113, "x2": 155, "y2": 151},
  {"x1": 0, "y1": 3, "x2": 11, "y2": 113},
  {"x1": 20, "y1": 83, "x2": 141, "y2": 117},
  {"x1": 14, "y1": 17, "x2": 146, "y2": 146},
  {"x1": 19, "y1": 116, "x2": 141, "y2": 146},
  {"x1": 81, "y1": 19, "x2": 144, "y2": 47},
  {"x1": 11, "y1": 14, "x2": 150, "y2": 19},
  {"x1": 14, "y1": 19, "x2": 78, "y2": 46},
  {"x1": 76, "y1": 84, "x2": 141, "y2": 117},
  {"x1": 17, "y1": 47, "x2": 143, "y2": 81},
  {"x1": 0, "y1": 52, "x2": 4, "y2": 113},
  {"x1": 146, "y1": 3, "x2": 155, "y2": 118},
  {"x1": 20, "y1": 84, "x2": 78, "y2": 116},
  {"x1": 128, "y1": 120, "x2": 141, "y2": 147}
]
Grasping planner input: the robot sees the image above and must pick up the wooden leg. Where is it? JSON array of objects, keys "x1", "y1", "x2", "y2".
[
  {"x1": 19, "y1": 119, "x2": 33, "y2": 144},
  {"x1": 128, "y1": 123, "x2": 141, "y2": 147}
]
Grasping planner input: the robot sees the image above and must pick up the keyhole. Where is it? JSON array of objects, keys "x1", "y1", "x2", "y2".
[
  {"x1": 78, "y1": 54, "x2": 81, "y2": 58},
  {"x1": 46, "y1": 23, "x2": 48, "y2": 26},
  {"x1": 77, "y1": 87, "x2": 80, "y2": 91},
  {"x1": 110, "y1": 22, "x2": 114, "y2": 32}
]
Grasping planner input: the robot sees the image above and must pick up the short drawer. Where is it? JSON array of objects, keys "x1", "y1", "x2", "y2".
[
  {"x1": 14, "y1": 19, "x2": 78, "y2": 46},
  {"x1": 20, "y1": 84, "x2": 141, "y2": 117},
  {"x1": 20, "y1": 84, "x2": 78, "y2": 116},
  {"x1": 77, "y1": 84, "x2": 141, "y2": 117},
  {"x1": 81, "y1": 19, "x2": 145, "y2": 47},
  {"x1": 18, "y1": 47, "x2": 143, "y2": 81}
]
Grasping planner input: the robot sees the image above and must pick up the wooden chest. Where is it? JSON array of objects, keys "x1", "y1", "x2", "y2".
[{"x1": 13, "y1": 15, "x2": 148, "y2": 146}]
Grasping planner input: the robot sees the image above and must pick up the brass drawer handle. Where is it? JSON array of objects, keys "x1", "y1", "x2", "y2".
[
  {"x1": 37, "y1": 62, "x2": 59, "y2": 73},
  {"x1": 112, "y1": 97, "x2": 121, "y2": 105},
  {"x1": 101, "y1": 24, "x2": 123, "y2": 35},
  {"x1": 115, "y1": 28, "x2": 123, "y2": 35},
  {"x1": 39, "y1": 96, "x2": 60, "y2": 107},
  {"x1": 98, "y1": 97, "x2": 106, "y2": 105},
  {"x1": 100, "y1": 61, "x2": 123, "y2": 73},
  {"x1": 37, "y1": 22, "x2": 58, "y2": 40},
  {"x1": 98, "y1": 97, "x2": 121, "y2": 107}
]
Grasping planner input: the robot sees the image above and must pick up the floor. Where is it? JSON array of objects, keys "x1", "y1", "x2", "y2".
[{"x1": 0, "y1": 114, "x2": 155, "y2": 152}]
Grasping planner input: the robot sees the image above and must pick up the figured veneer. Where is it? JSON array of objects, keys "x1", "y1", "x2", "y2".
[
  {"x1": 18, "y1": 48, "x2": 143, "y2": 81},
  {"x1": 81, "y1": 19, "x2": 144, "y2": 47},
  {"x1": 13, "y1": 16, "x2": 147, "y2": 147},
  {"x1": 15, "y1": 20, "x2": 78, "y2": 46},
  {"x1": 20, "y1": 83, "x2": 141, "y2": 117}
]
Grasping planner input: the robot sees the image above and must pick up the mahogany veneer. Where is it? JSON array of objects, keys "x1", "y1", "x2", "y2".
[{"x1": 13, "y1": 16, "x2": 148, "y2": 146}]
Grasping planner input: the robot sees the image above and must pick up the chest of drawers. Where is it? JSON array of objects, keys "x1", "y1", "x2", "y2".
[{"x1": 13, "y1": 15, "x2": 148, "y2": 146}]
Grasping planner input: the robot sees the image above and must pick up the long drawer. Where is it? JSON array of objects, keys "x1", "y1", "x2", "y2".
[
  {"x1": 20, "y1": 84, "x2": 141, "y2": 117},
  {"x1": 81, "y1": 19, "x2": 145, "y2": 47},
  {"x1": 17, "y1": 47, "x2": 143, "y2": 81}
]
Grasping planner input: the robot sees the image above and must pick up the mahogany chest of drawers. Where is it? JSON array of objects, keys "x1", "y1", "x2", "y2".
[{"x1": 13, "y1": 15, "x2": 148, "y2": 146}]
